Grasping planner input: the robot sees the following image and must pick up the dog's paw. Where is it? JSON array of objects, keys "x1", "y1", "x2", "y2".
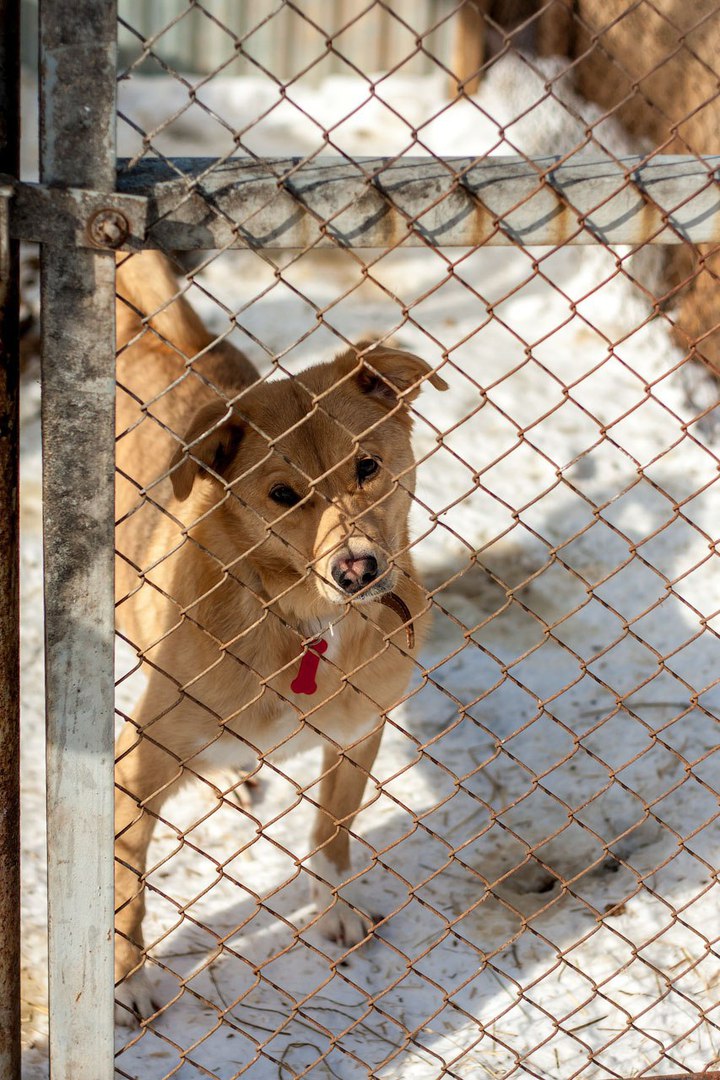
[
  {"x1": 309, "y1": 854, "x2": 380, "y2": 950},
  {"x1": 115, "y1": 968, "x2": 160, "y2": 1027},
  {"x1": 314, "y1": 896, "x2": 376, "y2": 948},
  {"x1": 217, "y1": 768, "x2": 259, "y2": 811}
]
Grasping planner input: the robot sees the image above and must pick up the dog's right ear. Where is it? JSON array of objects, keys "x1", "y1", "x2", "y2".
[{"x1": 169, "y1": 400, "x2": 244, "y2": 501}]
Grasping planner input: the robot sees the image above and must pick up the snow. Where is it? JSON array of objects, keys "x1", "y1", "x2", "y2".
[{"x1": 20, "y1": 53, "x2": 720, "y2": 1078}]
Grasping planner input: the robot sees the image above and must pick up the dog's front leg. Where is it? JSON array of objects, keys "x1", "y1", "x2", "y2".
[
  {"x1": 115, "y1": 718, "x2": 183, "y2": 1024},
  {"x1": 308, "y1": 722, "x2": 383, "y2": 948}
]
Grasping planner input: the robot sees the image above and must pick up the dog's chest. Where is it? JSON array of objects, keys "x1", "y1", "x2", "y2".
[
  {"x1": 200, "y1": 626, "x2": 361, "y2": 769},
  {"x1": 269, "y1": 622, "x2": 378, "y2": 745},
  {"x1": 197, "y1": 607, "x2": 410, "y2": 772}
]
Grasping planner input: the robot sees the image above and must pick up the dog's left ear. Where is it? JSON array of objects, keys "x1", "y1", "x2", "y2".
[{"x1": 344, "y1": 342, "x2": 448, "y2": 406}]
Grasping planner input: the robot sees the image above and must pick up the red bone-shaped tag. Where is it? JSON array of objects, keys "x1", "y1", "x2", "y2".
[{"x1": 290, "y1": 638, "x2": 328, "y2": 696}]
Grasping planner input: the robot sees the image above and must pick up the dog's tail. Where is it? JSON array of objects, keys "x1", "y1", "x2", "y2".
[
  {"x1": 115, "y1": 249, "x2": 214, "y2": 359},
  {"x1": 115, "y1": 250, "x2": 258, "y2": 388}
]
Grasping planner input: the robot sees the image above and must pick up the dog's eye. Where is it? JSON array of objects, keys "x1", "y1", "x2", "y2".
[
  {"x1": 356, "y1": 457, "x2": 380, "y2": 484},
  {"x1": 269, "y1": 484, "x2": 301, "y2": 507}
]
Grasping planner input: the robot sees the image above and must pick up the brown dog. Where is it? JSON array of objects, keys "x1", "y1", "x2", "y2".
[
  {"x1": 453, "y1": 1, "x2": 720, "y2": 371},
  {"x1": 535, "y1": 0, "x2": 720, "y2": 371},
  {"x1": 113, "y1": 251, "x2": 448, "y2": 1022}
]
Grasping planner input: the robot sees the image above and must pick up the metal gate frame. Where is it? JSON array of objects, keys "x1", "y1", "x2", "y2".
[
  {"x1": 0, "y1": 0, "x2": 21, "y2": 1075},
  {"x1": 2, "y1": 1, "x2": 720, "y2": 1077}
]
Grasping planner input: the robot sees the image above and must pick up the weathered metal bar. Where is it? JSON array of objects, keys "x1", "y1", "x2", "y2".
[
  {"x1": 5, "y1": 154, "x2": 719, "y2": 252},
  {"x1": 640, "y1": 1075, "x2": 720, "y2": 1079},
  {"x1": 0, "y1": 187, "x2": 20, "y2": 1080},
  {"x1": 4, "y1": 177, "x2": 148, "y2": 249},
  {"x1": 39, "y1": 0, "x2": 117, "y2": 1076},
  {"x1": 116, "y1": 153, "x2": 720, "y2": 249},
  {"x1": 0, "y1": 3, "x2": 20, "y2": 1076}
]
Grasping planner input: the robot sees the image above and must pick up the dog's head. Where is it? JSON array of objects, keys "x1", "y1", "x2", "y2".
[{"x1": 169, "y1": 343, "x2": 448, "y2": 615}]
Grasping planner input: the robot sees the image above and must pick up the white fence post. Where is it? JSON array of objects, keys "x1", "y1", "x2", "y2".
[{"x1": 39, "y1": 0, "x2": 117, "y2": 1075}]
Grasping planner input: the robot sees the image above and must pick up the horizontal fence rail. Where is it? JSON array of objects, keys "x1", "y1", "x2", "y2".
[
  {"x1": 111, "y1": 154, "x2": 720, "y2": 249},
  {"x1": 8, "y1": 155, "x2": 719, "y2": 253}
]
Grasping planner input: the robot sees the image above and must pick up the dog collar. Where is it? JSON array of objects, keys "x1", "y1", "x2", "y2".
[
  {"x1": 380, "y1": 592, "x2": 415, "y2": 649},
  {"x1": 290, "y1": 593, "x2": 414, "y2": 697}
]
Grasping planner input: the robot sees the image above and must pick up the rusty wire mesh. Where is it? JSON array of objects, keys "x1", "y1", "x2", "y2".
[{"x1": 111, "y1": 2, "x2": 720, "y2": 1077}]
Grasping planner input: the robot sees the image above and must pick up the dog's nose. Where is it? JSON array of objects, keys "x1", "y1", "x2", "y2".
[{"x1": 331, "y1": 554, "x2": 379, "y2": 594}]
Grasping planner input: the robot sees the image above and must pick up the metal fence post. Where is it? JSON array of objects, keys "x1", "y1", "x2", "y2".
[
  {"x1": 39, "y1": 1, "x2": 117, "y2": 1075},
  {"x1": 0, "y1": 0, "x2": 20, "y2": 1075}
]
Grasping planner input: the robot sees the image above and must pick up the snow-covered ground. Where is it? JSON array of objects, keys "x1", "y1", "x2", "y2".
[{"x1": 20, "y1": 54, "x2": 720, "y2": 1078}]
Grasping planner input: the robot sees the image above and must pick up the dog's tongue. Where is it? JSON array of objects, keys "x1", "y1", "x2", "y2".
[{"x1": 379, "y1": 592, "x2": 415, "y2": 649}]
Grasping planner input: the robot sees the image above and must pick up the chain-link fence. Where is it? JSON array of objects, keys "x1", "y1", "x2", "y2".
[{"x1": 8, "y1": 2, "x2": 720, "y2": 1078}]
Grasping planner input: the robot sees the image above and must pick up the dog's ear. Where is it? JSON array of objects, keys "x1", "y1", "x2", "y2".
[
  {"x1": 345, "y1": 341, "x2": 448, "y2": 407},
  {"x1": 169, "y1": 400, "x2": 244, "y2": 501}
]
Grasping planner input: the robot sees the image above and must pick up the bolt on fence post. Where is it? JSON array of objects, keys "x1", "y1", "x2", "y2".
[
  {"x1": 0, "y1": 0, "x2": 20, "y2": 1074},
  {"x1": 39, "y1": 0, "x2": 118, "y2": 1076}
]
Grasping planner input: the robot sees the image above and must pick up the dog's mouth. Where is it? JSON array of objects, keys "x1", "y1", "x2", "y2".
[
  {"x1": 318, "y1": 572, "x2": 415, "y2": 647},
  {"x1": 347, "y1": 572, "x2": 395, "y2": 604}
]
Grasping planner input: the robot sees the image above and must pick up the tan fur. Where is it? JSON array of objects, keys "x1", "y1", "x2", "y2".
[
  {"x1": 453, "y1": 2, "x2": 720, "y2": 370},
  {"x1": 450, "y1": 0, "x2": 543, "y2": 96},
  {"x1": 535, "y1": 0, "x2": 720, "y2": 370},
  {"x1": 114, "y1": 251, "x2": 447, "y2": 1021}
]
